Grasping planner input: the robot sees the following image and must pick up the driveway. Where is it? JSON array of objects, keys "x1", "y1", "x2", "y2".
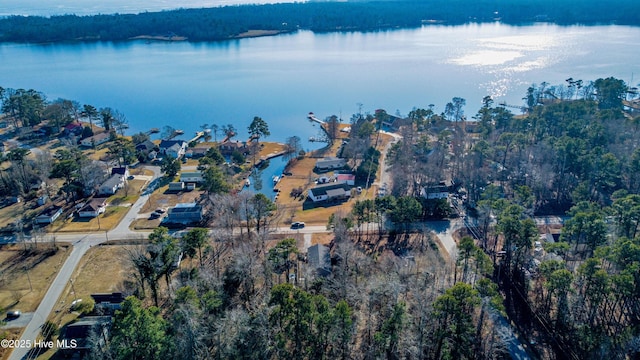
[{"x1": 1, "y1": 313, "x2": 33, "y2": 329}]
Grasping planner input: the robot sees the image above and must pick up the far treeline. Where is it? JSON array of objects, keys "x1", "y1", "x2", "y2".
[{"x1": 0, "y1": 0, "x2": 640, "y2": 43}]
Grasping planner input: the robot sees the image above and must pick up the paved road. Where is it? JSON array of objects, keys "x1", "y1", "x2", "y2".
[{"x1": 8, "y1": 166, "x2": 162, "y2": 360}]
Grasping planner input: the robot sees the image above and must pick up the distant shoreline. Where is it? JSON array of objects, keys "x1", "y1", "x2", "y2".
[{"x1": 1, "y1": 0, "x2": 638, "y2": 44}]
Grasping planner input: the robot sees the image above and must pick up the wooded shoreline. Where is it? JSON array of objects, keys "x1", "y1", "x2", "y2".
[{"x1": 0, "y1": 0, "x2": 639, "y2": 44}]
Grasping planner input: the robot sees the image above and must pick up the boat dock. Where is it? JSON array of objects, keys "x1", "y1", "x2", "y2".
[
  {"x1": 189, "y1": 131, "x2": 205, "y2": 143},
  {"x1": 308, "y1": 112, "x2": 325, "y2": 124}
]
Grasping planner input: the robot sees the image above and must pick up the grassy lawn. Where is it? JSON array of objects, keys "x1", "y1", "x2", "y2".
[
  {"x1": 53, "y1": 206, "x2": 128, "y2": 233},
  {"x1": 140, "y1": 183, "x2": 203, "y2": 214},
  {"x1": 0, "y1": 244, "x2": 72, "y2": 314},
  {"x1": 0, "y1": 202, "x2": 24, "y2": 229},
  {"x1": 37, "y1": 245, "x2": 136, "y2": 360},
  {"x1": 53, "y1": 179, "x2": 146, "y2": 233}
]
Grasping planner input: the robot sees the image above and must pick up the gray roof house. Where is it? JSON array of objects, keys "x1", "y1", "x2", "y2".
[
  {"x1": 159, "y1": 140, "x2": 187, "y2": 159},
  {"x1": 165, "y1": 202, "x2": 203, "y2": 224},
  {"x1": 308, "y1": 182, "x2": 351, "y2": 202},
  {"x1": 35, "y1": 205, "x2": 63, "y2": 224},
  {"x1": 98, "y1": 174, "x2": 125, "y2": 195},
  {"x1": 308, "y1": 244, "x2": 331, "y2": 276},
  {"x1": 180, "y1": 171, "x2": 204, "y2": 183},
  {"x1": 315, "y1": 157, "x2": 347, "y2": 171}
]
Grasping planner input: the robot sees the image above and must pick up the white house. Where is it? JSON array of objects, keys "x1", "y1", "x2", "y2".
[
  {"x1": 420, "y1": 181, "x2": 451, "y2": 200},
  {"x1": 308, "y1": 182, "x2": 351, "y2": 202},
  {"x1": 180, "y1": 171, "x2": 204, "y2": 183},
  {"x1": 159, "y1": 140, "x2": 187, "y2": 159},
  {"x1": 78, "y1": 198, "x2": 107, "y2": 218},
  {"x1": 35, "y1": 205, "x2": 63, "y2": 224},
  {"x1": 98, "y1": 174, "x2": 125, "y2": 195},
  {"x1": 80, "y1": 132, "x2": 111, "y2": 147},
  {"x1": 315, "y1": 157, "x2": 347, "y2": 171}
]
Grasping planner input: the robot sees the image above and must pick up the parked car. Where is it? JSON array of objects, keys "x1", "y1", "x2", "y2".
[
  {"x1": 291, "y1": 221, "x2": 305, "y2": 229},
  {"x1": 6, "y1": 310, "x2": 21, "y2": 319},
  {"x1": 155, "y1": 208, "x2": 166, "y2": 214}
]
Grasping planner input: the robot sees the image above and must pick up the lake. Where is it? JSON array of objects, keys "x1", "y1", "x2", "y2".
[
  {"x1": 1, "y1": 23, "x2": 639, "y2": 197},
  {"x1": 0, "y1": 0, "x2": 292, "y2": 16}
]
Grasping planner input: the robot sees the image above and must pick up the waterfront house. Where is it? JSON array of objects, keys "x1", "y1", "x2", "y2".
[
  {"x1": 185, "y1": 147, "x2": 209, "y2": 159},
  {"x1": 180, "y1": 171, "x2": 204, "y2": 183},
  {"x1": 308, "y1": 244, "x2": 332, "y2": 276},
  {"x1": 63, "y1": 122, "x2": 83, "y2": 136},
  {"x1": 315, "y1": 157, "x2": 347, "y2": 172},
  {"x1": 80, "y1": 132, "x2": 111, "y2": 147},
  {"x1": 308, "y1": 181, "x2": 351, "y2": 202},
  {"x1": 165, "y1": 202, "x2": 203, "y2": 224},
  {"x1": 219, "y1": 139, "x2": 248, "y2": 155},
  {"x1": 159, "y1": 140, "x2": 187, "y2": 159},
  {"x1": 98, "y1": 174, "x2": 125, "y2": 195},
  {"x1": 35, "y1": 205, "x2": 63, "y2": 224},
  {"x1": 78, "y1": 198, "x2": 107, "y2": 218}
]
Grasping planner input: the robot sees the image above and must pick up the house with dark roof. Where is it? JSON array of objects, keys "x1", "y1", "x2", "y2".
[
  {"x1": 78, "y1": 198, "x2": 107, "y2": 218},
  {"x1": 91, "y1": 292, "x2": 125, "y2": 313},
  {"x1": 35, "y1": 205, "x2": 63, "y2": 224},
  {"x1": 159, "y1": 140, "x2": 187, "y2": 159},
  {"x1": 308, "y1": 182, "x2": 351, "y2": 202},
  {"x1": 110, "y1": 166, "x2": 129, "y2": 178},
  {"x1": 219, "y1": 140, "x2": 248, "y2": 155},
  {"x1": 59, "y1": 316, "x2": 111, "y2": 357},
  {"x1": 420, "y1": 181, "x2": 452, "y2": 200},
  {"x1": 165, "y1": 202, "x2": 203, "y2": 224},
  {"x1": 308, "y1": 244, "x2": 331, "y2": 276}
]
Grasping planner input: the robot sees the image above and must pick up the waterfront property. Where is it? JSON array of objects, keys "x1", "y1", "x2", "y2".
[
  {"x1": 159, "y1": 140, "x2": 187, "y2": 159},
  {"x1": 315, "y1": 157, "x2": 347, "y2": 172},
  {"x1": 80, "y1": 132, "x2": 111, "y2": 147},
  {"x1": 165, "y1": 202, "x2": 203, "y2": 223},
  {"x1": 35, "y1": 205, "x2": 63, "y2": 224},
  {"x1": 308, "y1": 181, "x2": 351, "y2": 202}
]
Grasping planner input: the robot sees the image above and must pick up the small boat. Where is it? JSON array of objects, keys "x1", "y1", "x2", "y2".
[
  {"x1": 245, "y1": 179, "x2": 251, "y2": 187},
  {"x1": 174, "y1": 129, "x2": 184, "y2": 135},
  {"x1": 273, "y1": 175, "x2": 280, "y2": 185}
]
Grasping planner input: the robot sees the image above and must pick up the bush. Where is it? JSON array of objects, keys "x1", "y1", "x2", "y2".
[
  {"x1": 42, "y1": 320, "x2": 59, "y2": 342},
  {"x1": 74, "y1": 298, "x2": 95, "y2": 315}
]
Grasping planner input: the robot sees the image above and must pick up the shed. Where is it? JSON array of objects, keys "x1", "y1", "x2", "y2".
[{"x1": 169, "y1": 182, "x2": 185, "y2": 191}]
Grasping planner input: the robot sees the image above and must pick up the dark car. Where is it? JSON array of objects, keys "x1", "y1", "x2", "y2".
[
  {"x1": 290, "y1": 222, "x2": 305, "y2": 229},
  {"x1": 6, "y1": 310, "x2": 21, "y2": 319}
]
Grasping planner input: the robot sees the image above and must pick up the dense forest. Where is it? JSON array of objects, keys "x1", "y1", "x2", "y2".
[
  {"x1": 0, "y1": 0, "x2": 639, "y2": 43},
  {"x1": 2, "y1": 75, "x2": 640, "y2": 358}
]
